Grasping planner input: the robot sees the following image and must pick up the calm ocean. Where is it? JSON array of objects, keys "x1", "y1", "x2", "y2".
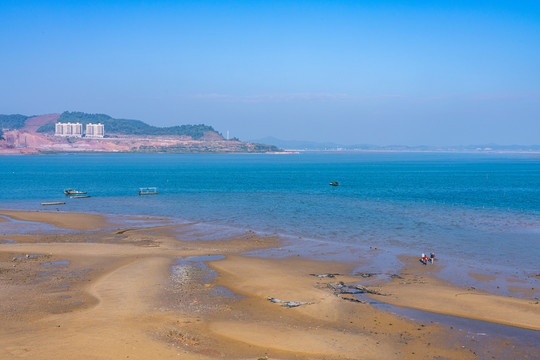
[{"x1": 1, "y1": 152, "x2": 539, "y2": 292}]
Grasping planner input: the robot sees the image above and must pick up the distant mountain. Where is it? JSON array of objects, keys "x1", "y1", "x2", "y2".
[
  {"x1": 250, "y1": 137, "x2": 345, "y2": 150},
  {"x1": 250, "y1": 137, "x2": 383, "y2": 150},
  {"x1": 36, "y1": 111, "x2": 222, "y2": 140},
  {"x1": 250, "y1": 137, "x2": 540, "y2": 152}
]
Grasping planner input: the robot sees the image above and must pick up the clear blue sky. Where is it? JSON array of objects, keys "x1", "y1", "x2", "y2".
[{"x1": 1, "y1": 0, "x2": 539, "y2": 145}]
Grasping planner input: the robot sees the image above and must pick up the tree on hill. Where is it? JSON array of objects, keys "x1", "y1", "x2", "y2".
[
  {"x1": 37, "y1": 111, "x2": 221, "y2": 140},
  {"x1": 36, "y1": 123, "x2": 55, "y2": 133},
  {"x1": 0, "y1": 114, "x2": 29, "y2": 131}
]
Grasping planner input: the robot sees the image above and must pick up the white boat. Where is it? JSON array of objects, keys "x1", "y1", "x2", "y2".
[
  {"x1": 139, "y1": 187, "x2": 158, "y2": 195},
  {"x1": 64, "y1": 189, "x2": 87, "y2": 195}
]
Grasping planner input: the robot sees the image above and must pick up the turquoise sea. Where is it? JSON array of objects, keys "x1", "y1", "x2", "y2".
[{"x1": 1, "y1": 152, "x2": 539, "y2": 295}]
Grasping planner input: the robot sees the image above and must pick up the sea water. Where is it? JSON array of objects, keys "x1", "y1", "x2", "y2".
[{"x1": 1, "y1": 152, "x2": 539, "y2": 293}]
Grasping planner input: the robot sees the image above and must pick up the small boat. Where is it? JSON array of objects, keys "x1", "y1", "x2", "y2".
[
  {"x1": 70, "y1": 195, "x2": 91, "y2": 199},
  {"x1": 64, "y1": 189, "x2": 87, "y2": 195},
  {"x1": 139, "y1": 187, "x2": 158, "y2": 195},
  {"x1": 329, "y1": 181, "x2": 340, "y2": 186},
  {"x1": 41, "y1": 202, "x2": 66, "y2": 206}
]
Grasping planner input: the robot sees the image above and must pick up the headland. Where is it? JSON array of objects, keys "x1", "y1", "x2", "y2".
[{"x1": 0, "y1": 112, "x2": 288, "y2": 154}]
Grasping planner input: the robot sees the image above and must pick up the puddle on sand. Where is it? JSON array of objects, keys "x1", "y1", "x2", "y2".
[
  {"x1": 67, "y1": 268, "x2": 92, "y2": 278},
  {"x1": 0, "y1": 215, "x2": 60, "y2": 235},
  {"x1": 41, "y1": 260, "x2": 70, "y2": 266},
  {"x1": 0, "y1": 239, "x2": 17, "y2": 244},
  {"x1": 172, "y1": 260, "x2": 217, "y2": 285},
  {"x1": 171, "y1": 255, "x2": 241, "y2": 298},
  {"x1": 58, "y1": 295, "x2": 71, "y2": 299},
  {"x1": 185, "y1": 255, "x2": 226, "y2": 262},
  {"x1": 14, "y1": 254, "x2": 44, "y2": 260},
  {"x1": 72, "y1": 302, "x2": 83, "y2": 305},
  {"x1": 212, "y1": 286, "x2": 245, "y2": 298},
  {"x1": 57, "y1": 284, "x2": 70, "y2": 288}
]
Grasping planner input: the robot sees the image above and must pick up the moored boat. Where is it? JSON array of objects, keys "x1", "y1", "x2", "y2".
[
  {"x1": 64, "y1": 189, "x2": 87, "y2": 195},
  {"x1": 139, "y1": 187, "x2": 158, "y2": 195}
]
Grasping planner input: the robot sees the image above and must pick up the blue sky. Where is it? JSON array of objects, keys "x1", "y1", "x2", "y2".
[{"x1": 1, "y1": 0, "x2": 539, "y2": 145}]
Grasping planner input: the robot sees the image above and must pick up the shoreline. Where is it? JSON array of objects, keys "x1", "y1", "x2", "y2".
[
  {"x1": 1, "y1": 208, "x2": 538, "y2": 300},
  {"x1": 0, "y1": 209, "x2": 539, "y2": 359},
  {"x1": 2, "y1": 148, "x2": 540, "y2": 156}
]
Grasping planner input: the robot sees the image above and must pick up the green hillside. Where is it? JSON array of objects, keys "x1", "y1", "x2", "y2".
[
  {"x1": 37, "y1": 112, "x2": 220, "y2": 140},
  {"x1": 0, "y1": 114, "x2": 29, "y2": 131},
  {"x1": 0, "y1": 114, "x2": 31, "y2": 140}
]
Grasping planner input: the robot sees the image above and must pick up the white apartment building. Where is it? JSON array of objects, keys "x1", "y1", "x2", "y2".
[
  {"x1": 85, "y1": 123, "x2": 105, "y2": 138},
  {"x1": 55, "y1": 122, "x2": 83, "y2": 137},
  {"x1": 54, "y1": 122, "x2": 104, "y2": 138}
]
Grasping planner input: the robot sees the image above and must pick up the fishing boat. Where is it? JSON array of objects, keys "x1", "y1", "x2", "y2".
[
  {"x1": 64, "y1": 189, "x2": 87, "y2": 195},
  {"x1": 41, "y1": 202, "x2": 66, "y2": 206},
  {"x1": 329, "y1": 181, "x2": 340, "y2": 186},
  {"x1": 139, "y1": 187, "x2": 158, "y2": 195},
  {"x1": 70, "y1": 195, "x2": 91, "y2": 199}
]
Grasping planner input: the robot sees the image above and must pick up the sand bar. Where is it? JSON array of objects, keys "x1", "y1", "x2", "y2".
[
  {"x1": 0, "y1": 210, "x2": 112, "y2": 230},
  {"x1": 365, "y1": 257, "x2": 540, "y2": 331}
]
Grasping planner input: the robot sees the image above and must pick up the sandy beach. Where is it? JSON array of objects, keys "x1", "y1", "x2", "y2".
[{"x1": 0, "y1": 210, "x2": 538, "y2": 359}]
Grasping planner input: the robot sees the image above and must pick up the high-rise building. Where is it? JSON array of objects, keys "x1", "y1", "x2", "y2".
[
  {"x1": 55, "y1": 122, "x2": 83, "y2": 137},
  {"x1": 85, "y1": 123, "x2": 105, "y2": 138}
]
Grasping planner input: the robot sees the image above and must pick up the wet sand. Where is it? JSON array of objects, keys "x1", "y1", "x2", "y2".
[
  {"x1": 0, "y1": 210, "x2": 112, "y2": 230},
  {"x1": 0, "y1": 210, "x2": 538, "y2": 359},
  {"x1": 363, "y1": 257, "x2": 540, "y2": 330}
]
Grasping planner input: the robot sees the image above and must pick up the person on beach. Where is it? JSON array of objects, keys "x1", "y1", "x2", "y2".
[{"x1": 419, "y1": 252, "x2": 436, "y2": 265}]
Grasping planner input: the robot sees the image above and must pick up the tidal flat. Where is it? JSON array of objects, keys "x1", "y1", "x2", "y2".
[{"x1": 0, "y1": 210, "x2": 538, "y2": 359}]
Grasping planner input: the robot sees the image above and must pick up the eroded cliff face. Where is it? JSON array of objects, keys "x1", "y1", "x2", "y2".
[
  {"x1": 0, "y1": 129, "x2": 278, "y2": 154},
  {"x1": 21, "y1": 114, "x2": 60, "y2": 132}
]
